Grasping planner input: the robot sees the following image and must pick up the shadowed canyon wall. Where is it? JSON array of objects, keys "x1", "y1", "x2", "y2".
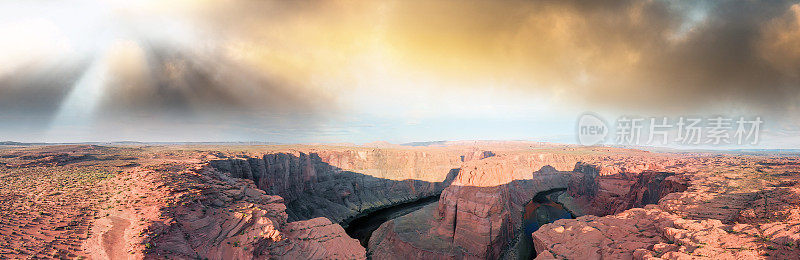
[
  {"x1": 203, "y1": 147, "x2": 685, "y2": 259},
  {"x1": 208, "y1": 150, "x2": 462, "y2": 223}
]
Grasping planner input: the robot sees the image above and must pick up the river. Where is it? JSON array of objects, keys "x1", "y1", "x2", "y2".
[
  {"x1": 343, "y1": 195, "x2": 440, "y2": 248},
  {"x1": 518, "y1": 189, "x2": 574, "y2": 259}
]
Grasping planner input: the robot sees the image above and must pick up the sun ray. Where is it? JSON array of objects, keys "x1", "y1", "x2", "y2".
[{"x1": 46, "y1": 53, "x2": 109, "y2": 141}]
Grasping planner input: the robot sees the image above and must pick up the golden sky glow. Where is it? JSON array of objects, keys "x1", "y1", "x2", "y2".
[{"x1": 1, "y1": 0, "x2": 799, "y2": 145}]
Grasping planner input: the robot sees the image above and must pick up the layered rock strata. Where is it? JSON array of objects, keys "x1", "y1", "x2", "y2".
[
  {"x1": 368, "y1": 156, "x2": 601, "y2": 259},
  {"x1": 86, "y1": 159, "x2": 367, "y2": 259},
  {"x1": 560, "y1": 169, "x2": 690, "y2": 217},
  {"x1": 533, "y1": 157, "x2": 800, "y2": 259}
]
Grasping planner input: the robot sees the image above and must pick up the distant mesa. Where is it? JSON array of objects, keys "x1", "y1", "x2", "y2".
[
  {"x1": 0, "y1": 141, "x2": 27, "y2": 146},
  {"x1": 361, "y1": 141, "x2": 402, "y2": 148},
  {"x1": 400, "y1": 140, "x2": 448, "y2": 147}
]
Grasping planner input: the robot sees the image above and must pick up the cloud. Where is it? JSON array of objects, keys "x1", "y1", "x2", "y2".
[
  {"x1": 759, "y1": 4, "x2": 800, "y2": 79},
  {"x1": 1, "y1": 0, "x2": 799, "y2": 141},
  {"x1": 0, "y1": 0, "x2": 340, "y2": 140},
  {"x1": 361, "y1": 0, "x2": 800, "y2": 114}
]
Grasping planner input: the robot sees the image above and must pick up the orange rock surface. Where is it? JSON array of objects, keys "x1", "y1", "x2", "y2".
[
  {"x1": 534, "y1": 156, "x2": 800, "y2": 259},
  {"x1": 0, "y1": 143, "x2": 797, "y2": 259}
]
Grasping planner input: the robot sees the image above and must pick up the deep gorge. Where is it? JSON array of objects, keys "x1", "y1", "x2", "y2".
[
  {"x1": 206, "y1": 151, "x2": 686, "y2": 259},
  {"x1": 208, "y1": 151, "x2": 458, "y2": 223},
  {"x1": 343, "y1": 194, "x2": 440, "y2": 248},
  {"x1": 518, "y1": 188, "x2": 574, "y2": 259}
]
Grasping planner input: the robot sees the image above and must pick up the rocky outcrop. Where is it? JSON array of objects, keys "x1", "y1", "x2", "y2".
[
  {"x1": 614, "y1": 171, "x2": 689, "y2": 212},
  {"x1": 461, "y1": 150, "x2": 496, "y2": 162},
  {"x1": 568, "y1": 162, "x2": 600, "y2": 199},
  {"x1": 433, "y1": 176, "x2": 570, "y2": 259},
  {"x1": 262, "y1": 217, "x2": 366, "y2": 259},
  {"x1": 368, "y1": 156, "x2": 585, "y2": 259},
  {"x1": 368, "y1": 204, "x2": 457, "y2": 260},
  {"x1": 596, "y1": 161, "x2": 670, "y2": 176},
  {"x1": 367, "y1": 158, "x2": 687, "y2": 259},
  {"x1": 558, "y1": 166, "x2": 690, "y2": 217},
  {"x1": 87, "y1": 160, "x2": 366, "y2": 260},
  {"x1": 533, "y1": 158, "x2": 800, "y2": 259}
]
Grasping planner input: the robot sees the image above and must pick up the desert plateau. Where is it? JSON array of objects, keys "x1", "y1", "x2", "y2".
[{"x1": 0, "y1": 142, "x2": 798, "y2": 259}]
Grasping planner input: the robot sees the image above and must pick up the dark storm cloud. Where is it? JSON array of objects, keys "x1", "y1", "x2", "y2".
[
  {"x1": 601, "y1": 0, "x2": 800, "y2": 113},
  {"x1": 541, "y1": 0, "x2": 800, "y2": 114},
  {"x1": 368, "y1": 0, "x2": 800, "y2": 114},
  {"x1": 93, "y1": 46, "x2": 329, "y2": 119},
  {"x1": 0, "y1": 59, "x2": 90, "y2": 116}
]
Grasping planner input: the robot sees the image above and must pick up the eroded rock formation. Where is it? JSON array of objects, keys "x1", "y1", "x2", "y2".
[
  {"x1": 614, "y1": 171, "x2": 689, "y2": 212},
  {"x1": 208, "y1": 150, "x2": 460, "y2": 223},
  {"x1": 550, "y1": 156, "x2": 691, "y2": 217},
  {"x1": 86, "y1": 162, "x2": 367, "y2": 259},
  {"x1": 368, "y1": 155, "x2": 603, "y2": 259},
  {"x1": 533, "y1": 157, "x2": 800, "y2": 259}
]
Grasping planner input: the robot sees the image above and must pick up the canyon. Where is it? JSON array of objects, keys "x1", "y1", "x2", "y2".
[{"x1": 0, "y1": 142, "x2": 797, "y2": 259}]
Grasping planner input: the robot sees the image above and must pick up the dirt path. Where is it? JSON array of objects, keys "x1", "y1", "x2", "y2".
[{"x1": 103, "y1": 216, "x2": 131, "y2": 259}]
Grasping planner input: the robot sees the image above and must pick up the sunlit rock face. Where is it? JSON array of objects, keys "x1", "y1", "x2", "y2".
[
  {"x1": 365, "y1": 149, "x2": 696, "y2": 259},
  {"x1": 14, "y1": 145, "x2": 372, "y2": 260},
  {"x1": 532, "y1": 157, "x2": 798, "y2": 259},
  {"x1": 431, "y1": 174, "x2": 571, "y2": 259},
  {"x1": 558, "y1": 166, "x2": 690, "y2": 218},
  {"x1": 368, "y1": 154, "x2": 592, "y2": 259}
]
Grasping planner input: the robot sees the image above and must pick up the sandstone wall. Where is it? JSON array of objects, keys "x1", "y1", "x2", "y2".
[
  {"x1": 432, "y1": 173, "x2": 572, "y2": 259},
  {"x1": 209, "y1": 150, "x2": 461, "y2": 223},
  {"x1": 88, "y1": 160, "x2": 367, "y2": 260},
  {"x1": 532, "y1": 157, "x2": 800, "y2": 259},
  {"x1": 367, "y1": 155, "x2": 592, "y2": 259}
]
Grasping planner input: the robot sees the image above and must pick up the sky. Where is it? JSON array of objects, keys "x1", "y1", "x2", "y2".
[{"x1": 1, "y1": 0, "x2": 800, "y2": 148}]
